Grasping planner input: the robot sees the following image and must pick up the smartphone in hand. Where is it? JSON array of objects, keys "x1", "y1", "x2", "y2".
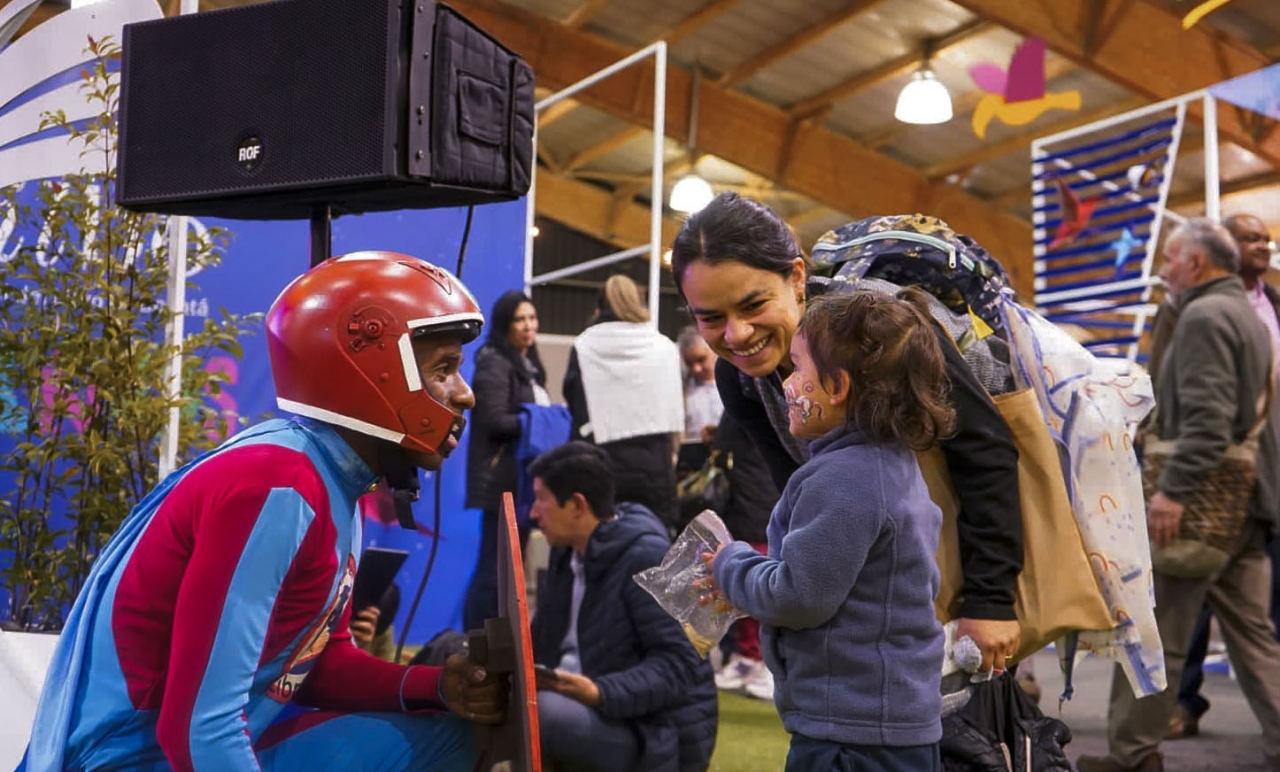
[{"x1": 533, "y1": 664, "x2": 560, "y2": 686}]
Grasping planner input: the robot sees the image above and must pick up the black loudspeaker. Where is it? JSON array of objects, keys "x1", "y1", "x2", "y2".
[{"x1": 117, "y1": 0, "x2": 534, "y2": 219}]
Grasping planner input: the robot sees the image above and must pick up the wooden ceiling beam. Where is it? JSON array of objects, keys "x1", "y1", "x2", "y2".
[
  {"x1": 788, "y1": 206, "x2": 839, "y2": 228},
  {"x1": 924, "y1": 96, "x2": 1147, "y2": 180},
  {"x1": 1167, "y1": 169, "x2": 1280, "y2": 210},
  {"x1": 564, "y1": 126, "x2": 647, "y2": 170},
  {"x1": 536, "y1": 145, "x2": 564, "y2": 174},
  {"x1": 537, "y1": 98, "x2": 582, "y2": 129},
  {"x1": 534, "y1": 172, "x2": 683, "y2": 249},
  {"x1": 946, "y1": 0, "x2": 1280, "y2": 166},
  {"x1": 448, "y1": 0, "x2": 1035, "y2": 294},
  {"x1": 788, "y1": 19, "x2": 992, "y2": 118},
  {"x1": 564, "y1": 0, "x2": 610, "y2": 28},
  {"x1": 716, "y1": 0, "x2": 889, "y2": 88},
  {"x1": 571, "y1": 169, "x2": 813, "y2": 203},
  {"x1": 649, "y1": 0, "x2": 744, "y2": 47}
]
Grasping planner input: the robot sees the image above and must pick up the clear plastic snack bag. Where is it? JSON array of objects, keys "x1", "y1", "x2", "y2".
[{"x1": 633, "y1": 510, "x2": 746, "y2": 657}]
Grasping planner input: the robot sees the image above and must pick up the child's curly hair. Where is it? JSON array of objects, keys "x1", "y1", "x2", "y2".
[{"x1": 797, "y1": 288, "x2": 957, "y2": 451}]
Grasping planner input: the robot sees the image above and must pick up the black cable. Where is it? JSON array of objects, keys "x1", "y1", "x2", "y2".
[
  {"x1": 395, "y1": 470, "x2": 444, "y2": 664},
  {"x1": 392, "y1": 208, "x2": 476, "y2": 663},
  {"x1": 456, "y1": 205, "x2": 475, "y2": 277}
]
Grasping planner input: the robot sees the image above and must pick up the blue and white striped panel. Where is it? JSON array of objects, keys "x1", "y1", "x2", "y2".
[
  {"x1": 1029, "y1": 102, "x2": 1186, "y2": 361},
  {"x1": 0, "y1": 0, "x2": 162, "y2": 190}
]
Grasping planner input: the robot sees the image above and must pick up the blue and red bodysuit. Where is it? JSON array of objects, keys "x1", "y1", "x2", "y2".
[{"x1": 21, "y1": 418, "x2": 475, "y2": 772}]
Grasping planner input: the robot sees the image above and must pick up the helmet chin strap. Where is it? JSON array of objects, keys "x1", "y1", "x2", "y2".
[{"x1": 377, "y1": 441, "x2": 421, "y2": 530}]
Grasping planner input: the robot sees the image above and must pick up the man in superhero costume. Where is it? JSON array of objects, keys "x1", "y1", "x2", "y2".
[{"x1": 20, "y1": 252, "x2": 505, "y2": 772}]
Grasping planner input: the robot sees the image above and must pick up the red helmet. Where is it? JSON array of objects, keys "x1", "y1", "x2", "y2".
[{"x1": 266, "y1": 251, "x2": 484, "y2": 455}]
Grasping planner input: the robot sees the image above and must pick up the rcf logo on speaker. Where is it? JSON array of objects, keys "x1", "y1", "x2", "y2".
[{"x1": 236, "y1": 137, "x2": 264, "y2": 173}]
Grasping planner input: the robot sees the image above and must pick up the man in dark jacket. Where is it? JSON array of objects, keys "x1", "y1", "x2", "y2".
[
  {"x1": 528, "y1": 442, "x2": 717, "y2": 772},
  {"x1": 1078, "y1": 218, "x2": 1280, "y2": 772}
]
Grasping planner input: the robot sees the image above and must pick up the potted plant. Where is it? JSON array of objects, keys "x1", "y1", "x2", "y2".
[{"x1": 0, "y1": 36, "x2": 256, "y2": 632}]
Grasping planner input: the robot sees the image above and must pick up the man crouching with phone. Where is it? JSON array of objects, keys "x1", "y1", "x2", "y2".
[
  {"x1": 527, "y1": 442, "x2": 718, "y2": 772},
  {"x1": 20, "y1": 253, "x2": 505, "y2": 772}
]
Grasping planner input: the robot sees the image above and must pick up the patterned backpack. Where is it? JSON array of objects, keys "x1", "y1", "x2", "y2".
[{"x1": 809, "y1": 214, "x2": 1014, "y2": 339}]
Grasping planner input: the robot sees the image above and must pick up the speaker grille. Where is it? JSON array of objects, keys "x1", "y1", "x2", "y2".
[{"x1": 119, "y1": 0, "x2": 398, "y2": 204}]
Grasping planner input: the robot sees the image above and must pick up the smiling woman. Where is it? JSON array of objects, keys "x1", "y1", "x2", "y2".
[
  {"x1": 562, "y1": 275, "x2": 685, "y2": 531},
  {"x1": 672, "y1": 193, "x2": 807, "y2": 380}
]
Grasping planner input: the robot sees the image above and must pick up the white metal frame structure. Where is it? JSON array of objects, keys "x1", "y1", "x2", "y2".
[
  {"x1": 158, "y1": 0, "x2": 201, "y2": 477},
  {"x1": 1030, "y1": 91, "x2": 1218, "y2": 362},
  {"x1": 523, "y1": 42, "x2": 668, "y2": 325}
]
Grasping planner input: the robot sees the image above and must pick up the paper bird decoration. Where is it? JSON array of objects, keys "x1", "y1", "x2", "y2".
[
  {"x1": 1110, "y1": 227, "x2": 1143, "y2": 270},
  {"x1": 1181, "y1": 0, "x2": 1237, "y2": 30},
  {"x1": 1048, "y1": 174, "x2": 1101, "y2": 252},
  {"x1": 1126, "y1": 163, "x2": 1161, "y2": 191},
  {"x1": 969, "y1": 37, "x2": 1082, "y2": 139}
]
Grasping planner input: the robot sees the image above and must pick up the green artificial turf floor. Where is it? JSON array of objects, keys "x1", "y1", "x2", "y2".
[{"x1": 707, "y1": 691, "x2": 790, "y2": 771}]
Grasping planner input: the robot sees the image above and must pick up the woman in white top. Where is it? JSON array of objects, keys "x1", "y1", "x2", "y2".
[{"x1": 563, "y1": 275, "x2": 685, "y2": 531}]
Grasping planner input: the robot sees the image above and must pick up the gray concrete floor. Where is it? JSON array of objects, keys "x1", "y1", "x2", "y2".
[{"x1": 1027, "y1": 648, "x2": 1271, "y2": 771}]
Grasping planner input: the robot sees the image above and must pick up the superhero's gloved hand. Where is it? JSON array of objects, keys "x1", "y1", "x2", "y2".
[{"x1": 440, "y1": 653, "x2": 508, "y2": 725}]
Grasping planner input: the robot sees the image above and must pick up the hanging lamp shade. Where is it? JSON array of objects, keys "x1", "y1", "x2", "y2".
[{"x1": 894, "y1": 68, "x2": 953, "y2": 125}]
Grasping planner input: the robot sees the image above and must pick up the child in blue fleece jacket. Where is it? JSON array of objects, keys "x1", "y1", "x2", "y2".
[{"x1": 705, "y1": 289, "x2": 955, "y2": 772}]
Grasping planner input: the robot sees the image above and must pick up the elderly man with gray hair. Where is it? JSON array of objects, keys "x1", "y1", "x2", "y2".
[{"x1": 1079, "y1": 218, "x2": 1280, "y2": 772}]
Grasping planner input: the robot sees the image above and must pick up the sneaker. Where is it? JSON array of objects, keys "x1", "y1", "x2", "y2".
[
  {"x1": 708, "y1": 645, "x2": 724, "y2": 674},
  {"x1": 744, "y1": 663, "x2": 774, "y2": 701},
  {"x1": 714, "y1": 654, "x2": 755, "y2": 691}
]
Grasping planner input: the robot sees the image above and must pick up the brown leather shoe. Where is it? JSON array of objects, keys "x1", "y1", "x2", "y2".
[
  {"x1": 1076, "y1": 752, "x2": 1164, "y2": 772},
  {"x1": 1165, "y1": 703, "x2": 1200, "y2": 740}
]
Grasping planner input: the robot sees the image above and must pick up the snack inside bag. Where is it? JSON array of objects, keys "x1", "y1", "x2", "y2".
[{"x1": 633, "y1": 510, "x2": 746, "y2": 657}]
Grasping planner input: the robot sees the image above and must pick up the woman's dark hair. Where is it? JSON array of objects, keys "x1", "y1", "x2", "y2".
[
  {"x1": 527, "y1": 441, "x2": 616, "y2": 519},
  {"x1": 797, "y1": 288, "x2": 956, "y2": 451},
  {"x1": 670, "y1": 191, "x2": 802, "y2": 294},
  {"x1": 486, "y1": 289, "x2": 545, "y2": 386}
]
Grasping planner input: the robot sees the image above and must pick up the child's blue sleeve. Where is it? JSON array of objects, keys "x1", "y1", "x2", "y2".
[{"x1": 712, "y1": 462, "x2": 883, "y2": 630}]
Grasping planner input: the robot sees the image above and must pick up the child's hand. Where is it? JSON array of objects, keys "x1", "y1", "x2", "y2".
[
  {"x1": 696, "y1": 544, "x2": 733, "y2": 614},
  {"x1": 699, "y1": 543, "x2": 726, "y2": 568}
]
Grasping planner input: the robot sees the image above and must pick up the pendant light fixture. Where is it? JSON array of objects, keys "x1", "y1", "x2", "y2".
[{"x1": 894, "y1": 39, "x2": 953, "y2": 125}]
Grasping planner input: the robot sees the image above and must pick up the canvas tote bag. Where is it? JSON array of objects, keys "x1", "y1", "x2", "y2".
[{"x1": 922, "y1": 387, "x2": 1114, "y2": 663}]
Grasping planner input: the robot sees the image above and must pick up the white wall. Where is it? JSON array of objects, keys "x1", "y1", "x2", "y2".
[
  {"x1": 535, "y1": 333, "x2": 575, "y2": 405},
  {"x1": 0, "y1": 630, "x2": 59, "y2": 765}
]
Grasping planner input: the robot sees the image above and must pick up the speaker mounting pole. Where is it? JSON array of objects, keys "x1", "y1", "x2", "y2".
[{"x1": 310, "y1": 204, "x2": 332, "y2": 268}]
